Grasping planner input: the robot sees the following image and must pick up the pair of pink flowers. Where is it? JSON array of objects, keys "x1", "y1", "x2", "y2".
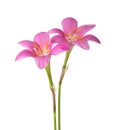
[{"x1": 15, "y1": 17, "x2": 100, "y2": 68}]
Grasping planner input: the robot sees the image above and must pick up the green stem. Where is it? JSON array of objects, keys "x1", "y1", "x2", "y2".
[
  {"x1": 45, "y1": 63, "x2": 53, "y2": 88},
  {"x1": 45, "y1": 63, "x2": 57, "y2": 130},
  {"x1": 58, "y1": 83, "x2": 61, "y2": 130},
  {"x1": 54, "y1": 111, "x2": 57, "y2": 130},
  {"x1": 58, "y1": 48, "x2": 73, "y2": 130},
  {"x1": 63, "y1": 48, "x2": 72, "y2": 70}
]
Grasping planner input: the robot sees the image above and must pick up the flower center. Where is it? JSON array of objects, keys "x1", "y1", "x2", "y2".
[
  {"x1": 65, "y1": 28, "x2": 82, "y2": 43},
  {"x1": 65, "y1": 33, "x2": 77, "y2": 43},
  {"x1": 32, "y1": 43, "x2": 50, "y2": 56}
]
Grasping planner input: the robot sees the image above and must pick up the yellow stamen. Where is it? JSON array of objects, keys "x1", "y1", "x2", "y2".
[
  {"x1": 76, "y1": 28, "x2": 82, "y2": 34},
  {"x1": 32, "y1": 43, "x2": 40, "y2": 50},
  {"x1": 32, "y1": 42, "x2": 50, "y2": 56},
  {"x1": 65, "y1": 27, "x2": 83, "y2": 43},
  {"x1": 46, "y1": 41, "x2": 49, "y2": 49}
]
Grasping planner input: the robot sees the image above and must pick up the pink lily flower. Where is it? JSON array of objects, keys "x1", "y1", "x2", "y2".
[
  {"x1": 49, "y1": 17, "x2": 101, "y2": 50},
  {"x1": 15, "y1": 32, "x2": 69, "y2": 69}
]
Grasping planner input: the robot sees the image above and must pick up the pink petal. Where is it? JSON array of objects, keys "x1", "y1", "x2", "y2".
[
  {"x1": 35, "y1": 56, "x2": 50, "y2": 69},
  {"x1": 49, "y1": 35, "x2": 68, "y2": 50},
  {"x1": 62, "y1": 17, "x2": 78, "y2": 34},
  {"x1": 77, "y1": 24, "x2": 96, "y2": 36},
  {"x1": 51, "y1": 35, "x2": 67, "y2": 44},
  {"x1": 48, "y1": 28, "x2": 64, "y2": 36},
  {"x1": 51, "y1": 43, "x2": 70, "y2": 55},
  {"x1": 75, "y1": 40, "x2": 90, "y2": 50},
  {"x1": 15, "y1": 49, "x2": 34, "y2": 61},
  {"x1": 18, "y1": 40, "x2": 34, "y2": 50},
  {"x1": 83, "y1": 34, "x2": 101, "y2": 43},
  {"x1": 34, "y1": 32, "x2": 50, "y2": 47}
]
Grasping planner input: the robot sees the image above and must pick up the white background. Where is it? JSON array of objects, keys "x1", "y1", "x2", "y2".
[{"x1": 0, "y1": 0, "x2": 114, "y2": 130}]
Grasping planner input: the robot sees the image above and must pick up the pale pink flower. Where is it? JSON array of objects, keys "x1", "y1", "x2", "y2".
[
  {"x1": 49, "y1": 17, "x2": 100, "y2": 50},
  {"x1": 15, "y1": 32, "x2": 69, "y2": 69}
]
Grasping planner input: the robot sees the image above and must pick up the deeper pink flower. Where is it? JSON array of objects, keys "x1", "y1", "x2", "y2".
[
  {"x1": 49, "y1": 17, "x2": 101, "y2": 50},
  {"x1": 15, "y1": 32, "x2": 69, "y2": 69}
]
